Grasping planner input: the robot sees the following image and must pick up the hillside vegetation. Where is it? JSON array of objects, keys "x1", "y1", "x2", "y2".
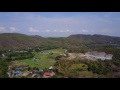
[
  {"x1": 0, "y1": 33, "x2": 45, "y2": 50},
  {"x1": 1, "y1": 33, "x2": 120, "y2": 51}
]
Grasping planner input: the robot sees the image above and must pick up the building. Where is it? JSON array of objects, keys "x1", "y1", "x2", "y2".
[
  {"x1": 49, "y1": 66, "x2": 53, "y2": 70},
  {"x1": 43, "y1": 72, "x2": 55, "y2": 78}
]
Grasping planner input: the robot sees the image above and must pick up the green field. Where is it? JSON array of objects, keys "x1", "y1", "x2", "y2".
[
  {"x1": 17, "y1": 49, "x2": 65, "y2": 69},
  {"x1": 69, "y1": 63, "x2": 88, "y2": 70},
  {"x1": 69, "y1": 63, "x2": 98, "y2": 77}
]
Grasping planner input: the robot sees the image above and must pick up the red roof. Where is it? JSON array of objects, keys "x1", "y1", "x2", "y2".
[
  {"x1": 60, "y1": 57, "x2": 64, "y2": 60},
  {"x1": 44, "y1": 72, "x2": 52, "y2": 76}
]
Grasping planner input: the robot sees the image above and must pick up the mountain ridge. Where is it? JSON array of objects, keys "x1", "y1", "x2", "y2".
[
  {"x1": 0, "y1": 33, "x2": 120, "y2": 50},
  {"x1": 68, "y1": 34, "x2": 120, "y2": 44}
]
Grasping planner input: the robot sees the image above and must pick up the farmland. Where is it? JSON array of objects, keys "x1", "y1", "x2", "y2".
[{"x1": 16, "y1": 49, "x2": 65, "y2": 69}]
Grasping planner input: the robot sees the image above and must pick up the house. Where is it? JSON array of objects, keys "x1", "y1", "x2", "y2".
[
  {"x1": 43, "y1": 72, "x2": 55, "y2": 78},
  {"x1": 22, "y1": 71, "x2": 30, "y2": 77},
  {"x1": 60, "y1": 56, "x2": 65, "y2": 60},
  {"x1": 32, "y1": 74, "x2": 37, "y2": 77},
  {"x1": 14, "y1": 71, "x2": 22, "y2": 75},
  {"x1": 38, "y1": 68, "x2": 44, "y2": 73},
  {"x1": 49, "y1": 66, "x2": 53, "y2": 70},
  {"x1": 33, "y1": 70, "x2": 38, "y2": 74},
  {"x1": 31, "y1": 73, "x2": 40, "y2": 78},
  {"x1": 7, "y1": 70, "x2": 12, "y2": 77}
]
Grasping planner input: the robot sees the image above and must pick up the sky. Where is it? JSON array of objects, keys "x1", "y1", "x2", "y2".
[{"x1": 0, "y1": 12, "x2": 120, "y2": 37}]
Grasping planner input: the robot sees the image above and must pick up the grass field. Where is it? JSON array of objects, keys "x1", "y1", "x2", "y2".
[
  {"x1": 69, "y1": 63, "x2": 98, "y2": 77},
  {"x1": 17, "y1": 49, "x2": 65, "y2": 69},
  {"x1": 69, "y1": 63, "x2": 88, "y2": 70}
]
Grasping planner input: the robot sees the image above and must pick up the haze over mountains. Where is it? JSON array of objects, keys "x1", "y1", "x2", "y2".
[{"x1": 0, "y1": 33, "x2": 120, "y2": 49}]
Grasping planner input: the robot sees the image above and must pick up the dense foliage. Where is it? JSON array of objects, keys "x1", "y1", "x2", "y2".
[
  {"x1": 88, "y1": 61, "x2": 112, "y2": 75},
  {"x1": 4, "y1": 52, "x2": 35, "y2": 62},
  {"x1": 0, "y1": 61, "x2": 8, "y2": 78}
]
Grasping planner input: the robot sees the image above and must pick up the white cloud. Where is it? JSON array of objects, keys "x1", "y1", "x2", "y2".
[
  {"x1": 59, "y1": 30, "x2": 64, "y2": 32},
  {"x1": 41, "y1": 29, "x2": 73, "y2": 33},
  {"x1": 82, "y1": 29, "x2": 88, "y2": 33},
  {"x1": 45, "y1": 30, "x2": 50, "y2": 32},
  {"x1": 53, "y1": 29, "x2": 58, "y2": 32},
  {"x1": 0, "y1": 26, "x2": 5, "y2": 32},
  {"x1": 66, "y1": 29, "x2": 70, "y2": 32},
  {"x1": 29, "y1": 27, "x2": 39, "y2": 32},
  {"x1": 10, "y1": 27, "x2": 18, "y2": 32},
  {"x1": 53, "y1": 29, "x2": 73, "y2": 33}
]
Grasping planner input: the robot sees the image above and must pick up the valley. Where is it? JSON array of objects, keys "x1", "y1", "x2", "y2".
[{"x1": 0, "y1": 33, "x2": 120, "y2": 78}]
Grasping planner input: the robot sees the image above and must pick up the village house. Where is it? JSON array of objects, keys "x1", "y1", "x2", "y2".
[
  {"x1": 22, "y1": 70, "x2": 30, "y2": 77},
  {"x1": 60, "y1": 56, "x2": 65, "y2": 60},
  {"x1": 49, "y1": 66, "x2": 53, "y2": 70},
  {"x1": 43, "y1": 72, "x2": 55, "y2": 78},
  {"x1": 38, "y1": 68, "x2": 44, "y2": 73}
]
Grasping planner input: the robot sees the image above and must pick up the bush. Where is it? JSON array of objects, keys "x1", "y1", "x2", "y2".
[
  {"x1": 0, "y1": 61, "x2": 8, "y2": 78},
  {"x1": 55, "y1": 55, "x2": 62, "y2": 60}
]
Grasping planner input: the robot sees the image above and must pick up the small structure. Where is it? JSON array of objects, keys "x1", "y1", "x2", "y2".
[
  {"x1": 33, "y1": 70, "x2": 38, "y2": 74},
  {"x1": 63, "y1": 54, "x2": 66, "y2": 57},
  {"x1": 43, "y1": 72, "x2": 55, "y2": 78},
  {"x1": 49, "y1": 66, "x2": 53, "y2": 70},
  {"x1": 2, "y1": 54, "x2": 5, "y2": 57},
  {"x1": 38, "y1": 68, "x2": 44, "y2": 73},
  {"x1": 7, "y1": 70, "x2": 12, "y2": 77},
  {"x1": 14, "y1": 71, "x2": 22, "y2": 75},
  {"x1": 31, "y1": 73, "x2": 40, "y2": 78},
  {"x1": 60, "y1": 56, "x2": 65, "y2": 60},
  {"x1": 22, "y1": 70, "x2": 30, "y2": 77}
]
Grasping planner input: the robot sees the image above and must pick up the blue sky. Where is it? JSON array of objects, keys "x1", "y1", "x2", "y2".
[{"x1": 0, "y1": 12, "x2": 120, "y2": 37}]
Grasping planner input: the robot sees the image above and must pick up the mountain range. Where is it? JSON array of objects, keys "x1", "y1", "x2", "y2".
[{"x1": 0, "y1": 33, "x2": 120, "y2": 50}]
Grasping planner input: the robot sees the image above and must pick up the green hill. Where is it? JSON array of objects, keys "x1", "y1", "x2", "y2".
[
  {"x1": 1, "y1": 33, "x2": 120, "y2": 50},
  {"x1": 0, "y1": 33, "x2": 45, "y2": 49}
]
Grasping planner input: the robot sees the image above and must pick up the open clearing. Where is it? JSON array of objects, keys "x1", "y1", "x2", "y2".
[{"x1": 16, "y1": 49, "x2": 65, "y2": 69}]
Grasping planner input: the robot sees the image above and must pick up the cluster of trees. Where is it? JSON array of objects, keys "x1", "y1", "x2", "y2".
[
  {"x1": 68, "y1": 48, "x2": 88, "y2": 53},
  {"x1": 5, "y1": 52, "x2": 35, "y2": 62},
  {"x1": 0, "y1": 61, "x2": 8, "y2": 78},
  {"x1": 88, "y1": 61, "x2": 112, "y2": 75},
  {"x1": 55, "y1": 55, "x2": 63, "y2": 60},
  {"x1": 54, "y1": 59, "x2": 88, "y2": 77},
  {"x1": 34, "y1": 45, "x2": 59, "y2": 52},
  {"x1": 54, "y1": 57, "x2": 116, "y2": 77}
]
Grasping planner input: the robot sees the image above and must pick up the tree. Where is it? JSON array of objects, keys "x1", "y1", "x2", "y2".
[
  {"x1": 0, "y1": 61, "x2": 8, "y2": 78},
  {"x1": 55, "y1": 55, "x2": 62, "y2": 60}
]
